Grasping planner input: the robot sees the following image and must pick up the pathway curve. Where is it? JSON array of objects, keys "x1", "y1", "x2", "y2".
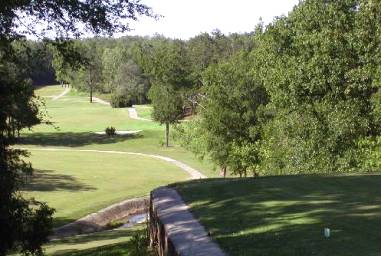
[
  {"x1": 127, "y1": 107, "x2": 152, "y2": 121},
  {"x1": 22, "y1": 147, "x2": 206, "y2": 179},
  {"x1": 92, "y1": 96, "x2": 110, "y2": 106},
  {"x1": 52, "y1": 87, "x2": 71, "y2": 101}
]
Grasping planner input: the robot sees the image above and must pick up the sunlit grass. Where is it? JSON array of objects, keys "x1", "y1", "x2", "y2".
[{"x1": 23, "y1": 150, "x2": 187, "y2": 227}]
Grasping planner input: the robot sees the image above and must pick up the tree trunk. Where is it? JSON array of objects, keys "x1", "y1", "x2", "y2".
[
  {"x1": 219, "y1": 166, "x2": 227, "y2": 178},
  {"x1": 90, "y1": 85, "x2": 93, "y2": 103},
  {"x1": 165, "y1": 122, "x2": 169, "y2": 147}
]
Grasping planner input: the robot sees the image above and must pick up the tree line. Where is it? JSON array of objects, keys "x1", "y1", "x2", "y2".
[{"x1": 44, "y1": 30, "x2": 254, "y2": 146}]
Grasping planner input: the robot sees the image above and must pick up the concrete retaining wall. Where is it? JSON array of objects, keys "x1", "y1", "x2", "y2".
[
  {"x1": 149, "y1": 187, "x2": 226, "y2": 256},
  {"x1": 53, "y1": 197, "x2": 149, "y2": 238}
]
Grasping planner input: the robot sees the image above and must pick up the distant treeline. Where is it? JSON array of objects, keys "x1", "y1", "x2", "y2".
[{"x1": 27, "y1": 31, "x2": 254, "y2": 107}]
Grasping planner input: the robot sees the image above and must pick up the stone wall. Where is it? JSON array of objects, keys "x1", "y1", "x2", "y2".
[
  {"x1": 53, "y1": 197, "x2": 149, "y2": 238},
  {"x1": 149, "y1": 187, "x2": 226, "y2": 256}
]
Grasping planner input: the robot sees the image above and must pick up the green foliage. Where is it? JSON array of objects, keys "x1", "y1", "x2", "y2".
[
  {"x1": 148, "y1": 84, "x2": 183, "y2": 125},
  {"x1": 129, "y1": 229, "x2": 150, "y2": 256},
  {"x1": 138, "y1": 39, "x2": 191, "y2": 146},
  {"x1": 105, "y1": 126, "x2": 116, "y2": 137},
  {"x1": 254, "y1": 0, "x2": 381, "y2": 174},
  {"x1": 173, "y1": 118, "x2": 208, "y2": 160},
  {"x1": 193, "y1": 52, "x2": 267, "y2": 176},
  {"x1": 110, "y1": 94, "x2": 133, "y2": 108},
  {"x1": 178, "y1": 0, "x2": 381, "y2": 176}
]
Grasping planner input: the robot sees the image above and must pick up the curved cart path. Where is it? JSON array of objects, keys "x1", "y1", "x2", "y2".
[
  {"x1": 52, "y1": 87, "x2": 71, "y2": 101},
  {"x1": 91, "y1": 96, "x2": 110, "y2": 105},
  {"x1": 21, "y1": 147, "x2": 207, "y2": 179},
  {"x1": 91, "y1": 97, "x2": 151, "y2": 121},
  {"x1": 127, "y1": 107, "x2": 152, "y2": 121}
]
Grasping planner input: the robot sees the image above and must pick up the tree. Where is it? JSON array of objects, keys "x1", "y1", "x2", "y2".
[
  {"x1": 112, "y1": 60, "x2": 149, "y2": 106},
  {"x1": 199, "y1": 52, "x2": 267, "y2": 177},
  {"x1": 72, "y1": 41, "x2": 104, "y2": 103},
  {"x1": 0, "y1": 1, "x2": 155, "y2": 255},
  {"x1": 149, "y1": 83, "x2": 183, "y2": 147},
  {"x1": 140, "y1": 39, "x2": 191, "y2": 147},
  {"x1": 102, "y1": 44, "x2": 150, "y2": 107},
  {"x1": 255, "y1": 0, "x2": 381, "y2": 174}
]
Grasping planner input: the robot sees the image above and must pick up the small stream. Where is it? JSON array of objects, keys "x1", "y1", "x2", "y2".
[{"x1": 121, "y1": 213, "x2": 148, "y2": 228}]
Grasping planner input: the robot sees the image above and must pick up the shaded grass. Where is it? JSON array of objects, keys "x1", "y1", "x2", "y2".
[
  {"x1": 44, "y1": 225, "x2": 150, "y2": 256},
  {"x1": 22, "y1": 150, "x2": 188, "y2": 227},
  {"x1": 175, "y1": 174, "x2": 381, "y2": 256}
]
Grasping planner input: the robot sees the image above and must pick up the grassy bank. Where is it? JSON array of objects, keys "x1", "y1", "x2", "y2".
[{"x1": 175, "y1": 174, "x2": 381, "y2": 256}]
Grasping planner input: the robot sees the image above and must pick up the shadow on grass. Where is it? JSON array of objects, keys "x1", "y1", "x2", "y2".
[
  {"x1": 52, "y1": 229, "x2": 137, "y2": 246},
  {"x1": 18, "y1": 132, "x2": 142, "y2": 147},
  {"x1": 48, "y1": 228, "x2": 144, "y2": 256},
  {"x1": 22, "y1": 169, "x2": 96, "y2": 192},
  {"x1": 174, "y1": 174, "x2": 381, "y2": 256}
]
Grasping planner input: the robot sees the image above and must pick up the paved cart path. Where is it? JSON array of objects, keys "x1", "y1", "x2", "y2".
[
  {"x1": 52, "y1": 87, "x2": 71, "y2": 101},
  {"x1": 21, "y1": 147, "x2": 207, "y2": 179}
]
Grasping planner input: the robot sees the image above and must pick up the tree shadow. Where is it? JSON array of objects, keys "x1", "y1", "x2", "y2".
[
  {"x1": 18, "y1": 132, "x2": 142, "y2": 147},
  {"x1": 174, "y1": 174, "x2": 381, "y2": 256},
  {"x1": 48, "y1": 228, "x2": 142, "y2": 256},
  {"x1": 22, "y1": 169, "x2": 96, "y2": 192}
]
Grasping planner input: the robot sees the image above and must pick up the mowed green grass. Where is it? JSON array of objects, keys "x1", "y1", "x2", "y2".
[
  {"x1": 134, "y1": 105, "x2": 153, "y2": 120},
  {"x1": 20, "y1": 85, "x2": 214, "y2": 226},
  {"x1": 23, "y1": 150, "x2": 188, "y2": 227},
  {"x1": 175, "y1": 175, "x2": 381, "y2": 256},
  {"x1": 22, "y1": 86, "x2": 217, "y2": 178},
  {"x1": 43, "y1": 225, "x2": 149, "y2": 256},
  {"x1": 35, "y1": 85, "x2": 67, "y2": 97}
]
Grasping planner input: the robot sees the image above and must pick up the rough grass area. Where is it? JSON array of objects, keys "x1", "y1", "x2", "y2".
[
  {"x1": 22, "y1": 150, "x2": 187, "y2": 227},
  {"x1": 24, "y1": 86, "x2": 217, "y2": 178},
  {"x1": 43, "y1": 225, "x2": 150, "y2": 256},
  {"x1": 134, "y1": 105, "x2": 153, "y2": 120},
  {"x1": 175, "y1": 174, "x2": 381, "y2": 256}
]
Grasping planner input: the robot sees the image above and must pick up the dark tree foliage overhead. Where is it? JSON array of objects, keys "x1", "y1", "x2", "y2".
[
  {"x1": 0, "y1": 1, "x2": 155, "y2": 255},
  {"x1": 0, "y1": 0, "x2": 155, "y2": 39}
]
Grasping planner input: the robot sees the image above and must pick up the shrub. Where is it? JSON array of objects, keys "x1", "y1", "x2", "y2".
[
  {"x1": 129, "y1": 229, "x2": 150, "y2": 256},
  {"x1": 105, "y1": 126, "x2": 116, "y2": 136}
]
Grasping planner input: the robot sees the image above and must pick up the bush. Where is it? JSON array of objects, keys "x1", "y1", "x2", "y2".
[
  {"x1": 110, "y1": 93, "x2": 133, "y2": 108},
  {"x1": 129, "y1": 229, "x2": 150, "y2": 256},
  {"x1": 105, "y1": 126, "x2": 116, "y2": 136}
]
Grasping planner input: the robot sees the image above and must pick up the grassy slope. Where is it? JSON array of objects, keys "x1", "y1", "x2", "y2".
[
  {"x1": 175, "y1": 175, "x2": 381, "y2": 256},
  {"x1": 23, "y1": 150, "x2": 187, "y2": 227}
]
